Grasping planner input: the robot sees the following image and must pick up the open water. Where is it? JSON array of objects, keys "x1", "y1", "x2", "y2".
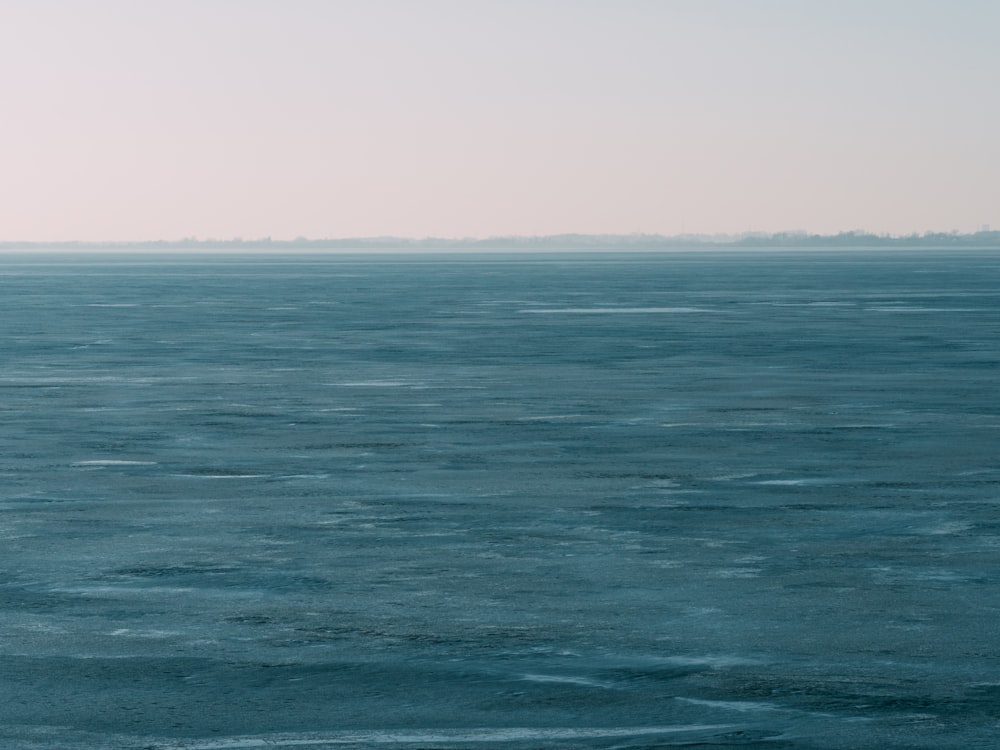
[{"x1": 0, "y1": 250, "x2": 998, "y2": 748}]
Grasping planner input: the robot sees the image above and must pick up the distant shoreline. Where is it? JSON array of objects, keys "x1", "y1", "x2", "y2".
[{"x1": 1, "y1": 230, "x2": 999, "y2": 253}]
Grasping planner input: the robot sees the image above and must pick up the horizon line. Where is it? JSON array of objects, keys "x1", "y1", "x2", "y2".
[{"x1": 1, "y1": 228, "x2": 998, "y2": 248}]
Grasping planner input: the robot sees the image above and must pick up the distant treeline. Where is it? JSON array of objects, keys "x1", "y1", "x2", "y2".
[{"x1": 2, "y1": 230, "x2": 1000, "y2": 251}]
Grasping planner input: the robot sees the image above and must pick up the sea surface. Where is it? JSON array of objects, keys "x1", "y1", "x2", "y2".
[{"x1": 0, "y1": 250, "x2": 998, "y2": 749}]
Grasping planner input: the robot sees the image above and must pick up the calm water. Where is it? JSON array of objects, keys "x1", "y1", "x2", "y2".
[{"x1": 1, "y1": 250, "x2": 998, "y2": 749}]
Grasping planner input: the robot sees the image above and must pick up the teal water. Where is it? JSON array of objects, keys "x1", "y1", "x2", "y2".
[{"x1": 1, "y1": 251, "x2": 998, "y2": 748}]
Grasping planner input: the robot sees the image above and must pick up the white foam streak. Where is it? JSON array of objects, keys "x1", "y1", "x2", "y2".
[
  {"x1": 72, "y1": 459, "x2": 158, "y2": 466},
  {"x1": 333, "y1": 381, "x2": 422, "y2": 388},
  {"x1": 171, "y1": 474, "x2": 269, "y2": 479},
  {"x1": 868, "y1": 307, "x2": 979, "y2": 312},
  {"x1": 175, "y1": 724, "x2": 733, "y2": 749},
  {"x1": 519, "y1": 673, "x2": 614, "y2": 688},
  {"x1": 520, "y1": 307, "x2": 711, "y2": 314},
  {"x1": 676, "y1": 697, "x2": 782, "y2": 713}
]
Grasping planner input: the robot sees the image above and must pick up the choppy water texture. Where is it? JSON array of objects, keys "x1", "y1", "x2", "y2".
[{"x1": 1, "y1": 250, "x2": 998, "y2": 749}]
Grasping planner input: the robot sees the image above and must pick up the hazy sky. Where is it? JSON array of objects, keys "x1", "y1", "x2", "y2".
[{"x1": 1, "y1": 0, "x2": 997, "y2": 241}]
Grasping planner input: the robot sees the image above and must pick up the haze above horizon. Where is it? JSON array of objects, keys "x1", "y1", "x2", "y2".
[{"x1": 2, "y1": 1, "x2": 997, "y2": 242}]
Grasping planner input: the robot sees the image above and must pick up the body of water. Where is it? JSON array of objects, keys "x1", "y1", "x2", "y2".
[{"x1": 1, "y1": 250, "x2": 998, "y2": 748}]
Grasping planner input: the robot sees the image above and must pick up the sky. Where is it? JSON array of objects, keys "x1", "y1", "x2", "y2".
[{"x1": 1, "y1": 0, "x2": 997, "y2": 241}]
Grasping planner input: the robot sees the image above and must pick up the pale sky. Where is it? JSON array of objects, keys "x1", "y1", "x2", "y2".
[{"x1": 1, "y1": 0, "x2": 997, "y2": 241}]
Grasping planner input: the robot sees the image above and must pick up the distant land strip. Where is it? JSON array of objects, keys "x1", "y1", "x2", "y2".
[{"x1": 2, "y1": 230, "x2": 999, "y2": 252}]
